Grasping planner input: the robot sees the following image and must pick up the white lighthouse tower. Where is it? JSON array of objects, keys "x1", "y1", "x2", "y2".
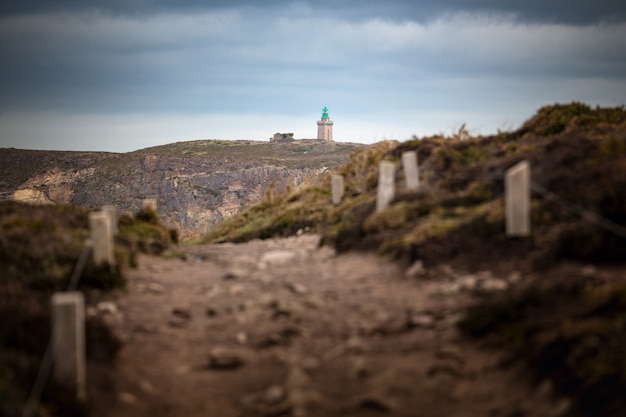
[{"x1": 317, "y1": 106, "x2": 334, "y2": 141}]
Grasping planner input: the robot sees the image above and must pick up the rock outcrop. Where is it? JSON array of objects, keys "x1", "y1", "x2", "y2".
[{"x1": 1, "y1": 140, "x2": 361, "y2": 239}]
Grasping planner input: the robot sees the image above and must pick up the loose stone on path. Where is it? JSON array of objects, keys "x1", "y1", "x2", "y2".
[
  {"x1": 111, "y1": 234, "x2": 572, "y2": 417},
  {"x1": 208, "y1": 347, "x2": 245, "y2": 370}
]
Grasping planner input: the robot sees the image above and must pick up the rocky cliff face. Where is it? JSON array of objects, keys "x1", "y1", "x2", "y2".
[{"x1": 1, "y1": 140, "x2": 361, "y2": 239}]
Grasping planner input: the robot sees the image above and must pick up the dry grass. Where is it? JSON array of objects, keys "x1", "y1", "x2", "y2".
[
  {"x1": 460, "y1": 274, "x2": 626, "y2": 417},
  {"x1": 203, "y1": 102, "x2": 626, "y2": 269},
  {"x1": 133, "y1": 139, "x2": 364, "y2": 169}
]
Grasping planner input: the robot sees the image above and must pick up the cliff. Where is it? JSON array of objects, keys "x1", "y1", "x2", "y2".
[{"x1": 0, "y1": 139, "x2": 363, "y2": 239}]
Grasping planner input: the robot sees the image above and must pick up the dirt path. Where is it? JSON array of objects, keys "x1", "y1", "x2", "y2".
[{"x1": 96, "y1": 235, "x2": 570, "y2": 417}]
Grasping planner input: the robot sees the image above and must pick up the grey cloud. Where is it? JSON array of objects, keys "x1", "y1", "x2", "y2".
[
  {"x1": 416, "y1": 0, "x2": 626, "y2": 24},
  {"x1": 0, "y1": 0, "x2": 625, "y2": 24},
  {"x1": 1, "y1": 8, "x2": 626, "y2": 116},
  {"x1": 1, "y1": 0, "x2": 625, "y2": 154}
]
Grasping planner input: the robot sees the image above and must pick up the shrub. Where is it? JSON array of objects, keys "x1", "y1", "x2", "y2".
[{"x1": 460, "y1": 278, "x2": 626, "y2": 417}]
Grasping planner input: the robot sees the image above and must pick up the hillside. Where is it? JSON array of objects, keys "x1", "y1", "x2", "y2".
[
  {"x1": 2, "y1": 102, "x2": 626, "y2": 417},
  {"x1": 0, "y1": 139, "x2": 363, "y2": 239},
  {"x1": 202, "y1": 102, "x2": 626, "y2": 416},
  {"x1": 206, "y1": 103, "x2": 626, "y2": 267}
]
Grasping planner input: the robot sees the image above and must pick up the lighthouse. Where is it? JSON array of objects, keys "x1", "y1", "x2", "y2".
[{"x1": 317, "y1": 106, "x2": 334, "y2": 141}]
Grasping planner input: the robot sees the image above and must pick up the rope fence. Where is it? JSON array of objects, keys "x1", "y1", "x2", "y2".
[
  {"x1": 21, "y1": 239, "x2": 93, "y2": 417},
  {"x1": 531, "y1": 182, "x2": 626, "y2": 239},
  {"x1": 333, "y1": 153, "x2": 626, "y2": 241}
]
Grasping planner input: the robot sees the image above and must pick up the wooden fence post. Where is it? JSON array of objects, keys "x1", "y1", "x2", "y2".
[
  {"x1": 89, "y1": 212, "x2": 115, "y2": 267},
  {"x1": 377, "y1": 161, "x2": 396, "y2": 212},
  {"x1": 505, "y1": 160, "x2": 530, "y2": 237},
  {"x1": 401, "y1": 151, "x2": 420, "y2": 191},
  {"x1": 101, "y1": 205, "x2": 118, "y2": 235},
  {"x1": 142, "y1": 198, "x2": 157, "y2": 212},
  {"x1": 52, "y1": 292, "x2": 86, "y2": 401},
  {"x1": 331, "y1": 175, "x2": 345, "y2": 205}
]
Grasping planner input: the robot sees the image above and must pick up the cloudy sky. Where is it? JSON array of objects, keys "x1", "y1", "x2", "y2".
[{"x1": 0, "y1": 0, "x2": 625, "y2": 152}]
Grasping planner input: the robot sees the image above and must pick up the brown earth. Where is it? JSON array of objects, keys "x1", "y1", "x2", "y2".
[{"x1": 90, "y1": 234, "x2": 580, "y2": 417}]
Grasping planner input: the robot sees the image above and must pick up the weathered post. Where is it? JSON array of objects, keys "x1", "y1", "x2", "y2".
[
  {"x1": 88, "y1": 212, "x2": 115, "y2": 267},
  {"x1": 376, "y1": 161, "x2": 396, "y2": 212},
  {"x1": 401, "y1": 151, "x2": 419, "y2": 191},
  {"x1": 505, "y1": 160, "x2": 530, "y2": 237},
  {"x1": 52, "y1": 292, "x2": 86, "y2": 401},
  {"x1": 142, "y1": 198, "x2": 157, "y2": 212},
  {"x1": 101, "y1": 205, "x2": 118, "y2": 235},
  {"x1": 331, "y1": 174, "x2": 345, "y2": 205}
]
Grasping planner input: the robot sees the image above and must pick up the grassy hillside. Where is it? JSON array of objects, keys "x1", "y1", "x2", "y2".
[
  {"x1": 0, "y1": 149, "x2": 115, "y2": 199},
  {"x1": 78, "y1": 140, "x2": 364, "y2": 187},
  {"x1": 136, "y1": 139, "x2": 362, "y2": 169},
  {"x1": 204, "y1": 102, "x2": 626, "y2": 268}
]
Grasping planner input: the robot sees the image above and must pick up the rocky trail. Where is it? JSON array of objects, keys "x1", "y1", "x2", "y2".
[{"x1": 94, "y1": 235, "x2": 571, "y2": 417}]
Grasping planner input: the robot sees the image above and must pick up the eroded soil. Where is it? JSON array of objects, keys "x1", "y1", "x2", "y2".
[{"x1": 94, "y1": 235, "x2": 572, "y2": 417}]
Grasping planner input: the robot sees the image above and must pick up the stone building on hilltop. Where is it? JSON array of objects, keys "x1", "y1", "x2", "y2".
[
  {"x1": 270, "y1": 132, "x2": 295, "y2": 142},
  {"x1": 269, "y1": 107, "x2": 334, "y2": 142}
]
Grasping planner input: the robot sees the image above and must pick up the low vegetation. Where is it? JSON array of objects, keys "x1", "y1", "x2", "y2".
[
  {"x1": 133, "y1": 139, "x2": 363, "y2": 169},
  {"x1": 0, "y1": 201, "x2": 175, "y2": 417},
  {"x1": 460, "y1": 274, "x2": 626, "y2": 417},
  {"x1": 205, "y1": 102, "x2": 626, "y2": 267},
  {"x1": 0, "y1": 149, "x2": 113, "y2": 197}
]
